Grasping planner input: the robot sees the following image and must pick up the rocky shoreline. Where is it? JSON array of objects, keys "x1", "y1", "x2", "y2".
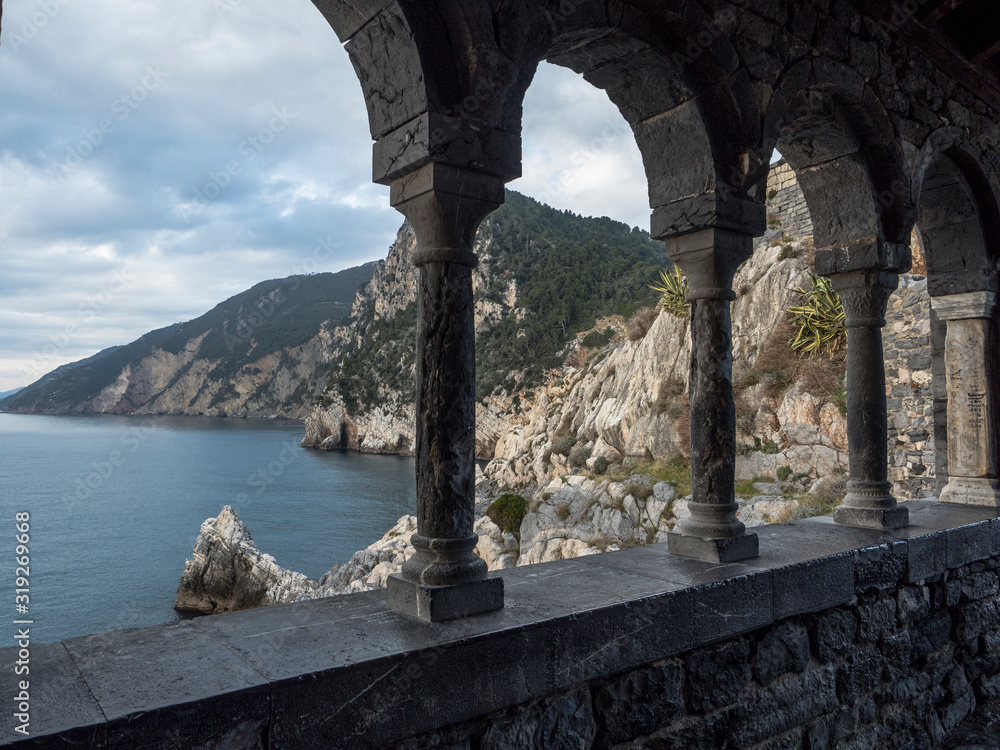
[{"x1": 176, "y1": 468, "x2": 840, "y2": 614}]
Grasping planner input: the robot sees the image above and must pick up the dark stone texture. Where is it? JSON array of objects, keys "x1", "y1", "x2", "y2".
[
  {"x1": 667, "y1": 530, "x2": 759, "y2": 562},
  {"x1": 686, "y1": 640, "x2": 752, "y2": 713},
  {"x1": 385, "y1": 574, "x2": 503, "y2": 622},
  {"x1": 479, "y1": 689, "x2": 595, "y2": 750},
  {"x1": 732, "y1": 667, "x2": 838, "y2": 747},
  {"x1": 828, "y1": 271, "x2": 908, "y2": 531},
  {"x1": 858, "y1": 597, "x2": 897, "y2": 642},
  {"x1": 854, "y1": 541, "x2": 908, "y2": 592},
  {"x1": 595, "y1": 660, "x2": 683, "y2": 745},
  {"x1": 754, "y1": 622, "x2": 811, "y2": 686},
  {"x1": 908, "y1": 531, "x2": 948, "y2": 582},
  {"x1": 772, "y1": 554, "x2": 854, "y2": 619},
  {"x1": 12, "y1": 502, "x2": 1000, "y2": 748},
  {"x1": 813, "y1": 609, "x2": 858, "y2": 663},
  {"x1": 947, "y1": 523, "x2": 995, "y2": 568},
  {"x1": 310, "y1": 0, "x2": 391, "y2": 41}
]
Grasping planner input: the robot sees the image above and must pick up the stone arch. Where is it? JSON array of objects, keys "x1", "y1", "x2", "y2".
[
  {"x1": 509, "y1": 2, "x2": 766, "y2": 239},
  {"x1": 912, "y1": 129, "x2": 1000, "y2": 297},
  {"x1": 765, "y1": 59, "x2": 913, "y2": 259},
  {"x1": 317, "y1": 0, "x2": 767, "y2": 238},
  {"x1": 911, "y1": 130, "x2": 1000, "y2": 501}
]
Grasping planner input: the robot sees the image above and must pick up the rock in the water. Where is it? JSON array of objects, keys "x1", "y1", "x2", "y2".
[{"x1": 175, "y1": 505, "x2": 313, "y2": 614}]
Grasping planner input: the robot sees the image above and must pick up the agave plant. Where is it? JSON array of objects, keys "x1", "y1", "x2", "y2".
[
  {"x1": 651, "y1": 266, "x2": 690, "y2": 317},
  {"x1": 788, "y1": 275, "x2": 846, "y2": 356}
]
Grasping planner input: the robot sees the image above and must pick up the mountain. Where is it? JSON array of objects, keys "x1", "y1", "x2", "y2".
[
  {"x1": 301, "y1": 190, "x2": 665, "y2": 456},
  {"x1": 5, "y1": 266, "x2": 376, "y2": 418}
]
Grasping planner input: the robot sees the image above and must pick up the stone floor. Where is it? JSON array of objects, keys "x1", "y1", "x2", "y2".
[{"x1": 943, "y1": 700, "x2": 1000, "y2": 749}]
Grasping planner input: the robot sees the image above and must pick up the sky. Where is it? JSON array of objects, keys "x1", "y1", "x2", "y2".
[{"x1": 0, "y1": 0, "x2": 652, "y2": 392}]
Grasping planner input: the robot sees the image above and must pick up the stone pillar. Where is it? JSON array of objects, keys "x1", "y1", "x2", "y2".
[
  {"x1": 384, "y1": 163, "x2": 505, "y2": 621},
  {"x1": 930, "y1": 292, "x2": 1000, "y2": 505},
  {"x1": 829, "y1": 270, "x2": 909, "y2": 529},
  {"x1": 665, "y1": 228, "x2": 759, "y2": 562}
]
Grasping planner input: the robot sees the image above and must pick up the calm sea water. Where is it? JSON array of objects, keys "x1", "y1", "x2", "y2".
[{"x1": 0, "y1": 413, "x2": 416, "y2": 644}]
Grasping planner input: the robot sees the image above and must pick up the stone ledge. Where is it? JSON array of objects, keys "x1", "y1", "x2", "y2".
[{"x1": 3, "y1": 499, "x2": 998, "y2": 748}]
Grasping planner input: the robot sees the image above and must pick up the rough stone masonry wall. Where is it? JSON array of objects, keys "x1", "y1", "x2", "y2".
[
  {"x1": 884, "y1": 276, "x2": 938, "y2": 500},
  {"x1": 392, "y1": 525, "x2": 999, "y2": 750}
]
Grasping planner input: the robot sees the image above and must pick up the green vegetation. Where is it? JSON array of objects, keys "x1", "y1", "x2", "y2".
[
  {"x1": 776, "y1": 466, "x2": 792, "y2": 481},
  {"x1": 735, "y1": 475, "x2": 773, "y2": 495},
  {"x1": 604, "y1": 455, "x2": 692, "y2": 499},
  {"x1": 321, "y1": 190, "x2": 665, "y2": 412},
  {"x1": 475, "y1": 192, "x2": 663, "y2": 395},
  {"x1": 485, "y1": 493, "x2": 528, "y2": 538},
  {"x1": 650, "y1": 267, "x2": 689, "y2": 317},
  {"x1": 789, "y1": 275, "x2": 846, "y2": 357},
  {"x1": 581, "y1": 327, "x2": 615, "y2": 349},
  {"x1": 593, "y1": 456, "x2": 609, "y2": 475}
]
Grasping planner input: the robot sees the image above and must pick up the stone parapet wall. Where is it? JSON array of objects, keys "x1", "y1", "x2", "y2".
[{"x1": 9, "y1": 500, "x2": 1000, "y2": 749}]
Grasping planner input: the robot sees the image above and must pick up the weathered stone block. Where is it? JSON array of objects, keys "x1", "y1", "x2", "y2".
[
  {"x1": 732, "y1": 666, "x2": 838, "y2": 746},
  {"x1": 858, "y1": 598, "x2": 897, "y2": 642},
  {"x1": 837, "y1": 646, "x2": 884, "y2": 702},
  {"x1": 595, "y1": 660, "x2": 683, "y2": 745},
  {"x1": 686, "y1": 640, "x2": 752, "y2": 713},
  {"x1": 897, "y1": 585, "x2": 931, "y2": 625},
  {"x1": 480, "y1": 689, "x2": 596, "y2": 750},
  {"x1": 812, "y1": 609, "x2": 858, "y2": 663},
  {"x1": 855, "y1": 542, "x2": 907, "y2": 592},
  {"x1": 754, "y1": 621, "x2": 811, "y2": 686},
  {"x1": 960, "y1": 571, "x2": 999, "y2": 601}
]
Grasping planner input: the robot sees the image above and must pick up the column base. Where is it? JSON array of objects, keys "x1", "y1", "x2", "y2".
[
  {"x1": 833, "y1": 505, "x2": 909, "y2": 530},
  {"x1": 667, "y1": 531, "x2": 759, "y2": 563},
  {"x1": 940, "y1": 477, "x2": 1000, "y2": 506},
  {"x1": 386, "y1": 573, "x2": 504, "y2": 622}
]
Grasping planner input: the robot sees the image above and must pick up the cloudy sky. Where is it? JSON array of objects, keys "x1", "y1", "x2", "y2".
[{"x1": 0, "y1": 0, "x2": 651, "y2": 392}]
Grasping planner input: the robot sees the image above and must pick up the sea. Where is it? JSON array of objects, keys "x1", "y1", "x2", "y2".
[{"x1": 0, "y1": 413, "x2": 416, "y2": 644}]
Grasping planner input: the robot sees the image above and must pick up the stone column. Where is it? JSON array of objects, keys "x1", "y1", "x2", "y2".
[
  {"x1": 384, "y1": 163, "x2": 505, "y2": 621},
  {"x1": 829, "y1": 270, "x2": 909, "y2": 529},
  {"x1": 665, "y1": 228, "x2": 759, "y2": 562},
  {"x1": 930, "y1": 291, "x2": 1000, "y2": 505}
]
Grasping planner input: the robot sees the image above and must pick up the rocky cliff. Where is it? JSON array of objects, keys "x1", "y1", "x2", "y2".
[
  {"x1": 484, "y1": 161, "x2": 938, "y2": 500},
  {"x1": 301, "y1": 191, "x2": 664, "y2": 457},
  {"x1": 6, "y1": 267, "x2": 376, "y2": 419}
]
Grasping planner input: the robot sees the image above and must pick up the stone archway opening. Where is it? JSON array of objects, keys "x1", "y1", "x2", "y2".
[{"x1": 916, "y1": 148, "x2": 1000, "y2": 505}]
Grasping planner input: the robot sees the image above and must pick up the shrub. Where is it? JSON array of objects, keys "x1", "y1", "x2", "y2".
[
  {"x1": 485, "y1": 493, "x2": 528, "y2": 538},
  {"x1": 593, "y1": 456, "x2": 609, "y2": 475},
  {"x1": 555, "y1": 504, "x2": 572, "y2": 521},
  {"x1": 551, "y1": 433, "x2": 577, "y2": 456},
  {"x1": 581, "y1": 327, "x2": 615, "y2": 349},
  {"x1": 650, "y1": 267, "x2": 690, "y2": 317},
  {"x1": 776, "y1": 466, "x2": 792, "y2": 481},
  {"x1": 626, "y1": 306, "x2": 660, "y2": 341},
  {"x1": 569, "y1": 442, "x2": 592, "y2": 468},
  {"x1": 789, "y1": 275, "x2": 846, "y2": 356},
  {"x1": 624, "y1": 480, "x2": 653, "y2": 501}
]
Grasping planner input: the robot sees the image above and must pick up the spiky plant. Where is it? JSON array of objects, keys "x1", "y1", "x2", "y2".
[
  {"x1": 651, "y1": 267, "x2": 690, "y2": 317},
  {"x1": 788, "y1": 275, "x2": 846, "y2": 356}
]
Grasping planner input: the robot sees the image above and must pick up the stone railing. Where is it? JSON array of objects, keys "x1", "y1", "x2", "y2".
[{"x1": 5, "y1": 500, "x2": 1000, "y2": 748}]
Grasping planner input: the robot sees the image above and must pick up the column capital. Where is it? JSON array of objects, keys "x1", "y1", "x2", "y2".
[
  {"x1": 930, "y1": 291, "x2": 998, "y2": 321},
  {"x1": 390, "y1": 163, "x2": 505, "y2": 268},
  {"x1": 829, "y1": 269, "x2": 898, "y2": 328},
  {"x1": 664, "y1": 228, "x2": 753, "y2": 301}
]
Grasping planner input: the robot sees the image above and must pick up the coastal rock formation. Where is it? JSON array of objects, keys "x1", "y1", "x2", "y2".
[
  {"x1": 176, "y1": 505, "x2": 517, "y2": 612},
  {"x1": 175, "y1": 506, "x2": 312, "y2": 614},
  {"x1": 178, "y1": 473, "x2": 806, "y2": 614}
]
